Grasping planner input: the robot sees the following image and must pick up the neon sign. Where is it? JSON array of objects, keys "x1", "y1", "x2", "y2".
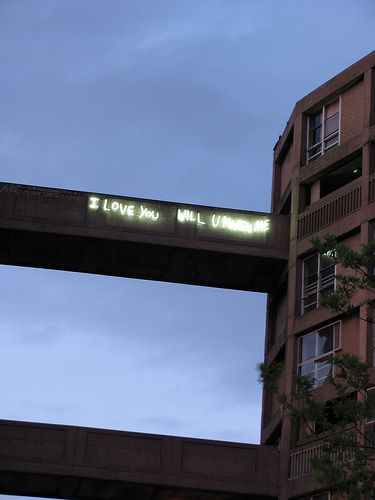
[
  {"x1": 89, "y1": 197, "x2": 159, "y2": 221},
  {"x1": 177, "y1": 208, "x2": 269, "y2": 234},
  {"x1": 88, "y1": 196, "x2": 270, "y2": 239}
]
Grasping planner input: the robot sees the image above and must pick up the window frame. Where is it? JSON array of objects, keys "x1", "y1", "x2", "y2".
[
  {"x1": 297, "y1": 322, "x2": 341, "y2": 389},
  {"x1": 307, "y1": 97, "x2": 341, "y2": 163},
  {"x1": 299, "y1": 491, "x2": 330, "y2": 500},
  {"x1": 301, "y1": 253, "x2": 336, "y2": 315},
  {"x1": 366, "y1": 387, "x2": 375, "y2": 424}
]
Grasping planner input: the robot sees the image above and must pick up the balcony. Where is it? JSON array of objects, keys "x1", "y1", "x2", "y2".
[
  {"x1": 368, "y1": 173, "x2": 375, "y2": 203},
  {"x1": 297, "y1": 179, "x2": 362, "y2": 240},
  {"x1": 289, "y1": 437, "x2": 356, "y2": 480}
]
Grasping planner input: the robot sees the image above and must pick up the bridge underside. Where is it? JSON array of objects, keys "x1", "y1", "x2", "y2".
[
  {"x1": 0, "y1": 227, "x2": 286, "y2": 292},
  {"x1": 0, "y1": 420, "x2": 279, "y2": 500},
  {"x1": 0, "y1": 471, "x2": 272, "y2": 500}
]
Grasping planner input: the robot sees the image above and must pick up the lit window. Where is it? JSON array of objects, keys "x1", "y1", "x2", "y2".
[
  {"x1": 298, "y1": 323, "x2": 340, "y2": 388},
  {"x1": 307, "y1": 100, "x2": 340, "y2": 162},
  {"x1": 302, "y1": 253, "x2": 335, "y2": 314}
]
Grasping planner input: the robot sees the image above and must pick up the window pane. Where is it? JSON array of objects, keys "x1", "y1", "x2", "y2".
[
  {"x1": 320, "y1": 255, "x2": 335, "y2": 287},
  {"x1": 324, "y1": 134, "x2": 339, "y2": 150},
  {"x1": 304, "y1": 254, "x2": 319, "y2": 280},
  {"x1": 303, "y1": 294, "x2": 317, "y2": 311},
  {"x1": 320, "y1": 255, "x2": 335, "y2": 299},
  {"x1": 309, "y1": 126, "x2": 322, "y2": 146},
  {"x1": 310, "y1": 112, "x2": 322, "y2": 128},
  {"x1": 315, "y1": 360, "x2": 331, "y2": 387},
  {"x1": 367, "y1": 388, "x2": 375, "y2": 422},
  {"x1": 317, "y1": 326, "x2": 333, "y2": 355},
  {"x1": 334, "y1": 323, "x2": 340, "y2": 350},
  {"x1": 300, "y1": 361, "x2": 315, "y2": 377},
  {"x1": 300, "y1": 332, "x2": 316, "y2": 362},
  {"x1": 307, "y1": 145, "x2": 322, "y2": 160},
  {"x1": 324, "y1": 112, "x2": 339, "y2": 137},
  {"x1": 320, "y1": 254, "x2": 335, "y2": 271},
  {"x1": 325, "y1": 100, "x2": 339, "y2": 118}
]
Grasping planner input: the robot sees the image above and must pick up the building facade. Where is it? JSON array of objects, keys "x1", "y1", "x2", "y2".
[
  {"x1": 261, "y1": 51, "x2": 375, "y2": 499},
  {"x1": 1, "y1": 52, "x2": 375, "y2": 500}
]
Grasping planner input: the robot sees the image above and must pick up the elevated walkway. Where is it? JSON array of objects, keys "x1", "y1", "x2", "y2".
[
  {"x1": 0, "y1": 182, "x2": 289, "y2": 292},
  {"x1": 0, "y1": 420, "x2": 279, "y2": 499}
]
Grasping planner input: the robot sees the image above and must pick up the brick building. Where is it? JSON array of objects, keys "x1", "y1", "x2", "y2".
[
  {"x1": 1, "y1": 51, "x2": 375, "y2": 500},
  {"x1": 261, "y1": 50, "x2": 375, "y2": 499}
]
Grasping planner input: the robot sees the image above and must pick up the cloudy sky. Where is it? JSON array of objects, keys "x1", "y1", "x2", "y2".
[{"x1": 0, "y1": 0, "x2": 374, "y2": 459}]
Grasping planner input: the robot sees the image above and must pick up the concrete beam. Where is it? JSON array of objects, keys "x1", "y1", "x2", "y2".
[
  {"x1": 0, "y1": 182, "x2": 289, "y2": 292},
  {"x1": 0, "y1": 420, "x2": 279, "y2": 499}
]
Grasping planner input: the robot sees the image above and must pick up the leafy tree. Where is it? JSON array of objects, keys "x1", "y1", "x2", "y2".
[
  {"x1": 311, "y1": 235, "x2": 375, "y2": 320},
  {"x1": 259, "y1": 236, "x2": 375, "y2": 500}
]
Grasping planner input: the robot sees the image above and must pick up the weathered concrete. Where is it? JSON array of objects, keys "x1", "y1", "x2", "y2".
[
  {"x1": 0, "y1": 182, "x2": 285, "y2": 499},
  {"x1": 0, "y1": 420, "x2": 279, "y2": 500},
  {"x1": 0, "y1": 182, "x2": 289, "y2": 292}
]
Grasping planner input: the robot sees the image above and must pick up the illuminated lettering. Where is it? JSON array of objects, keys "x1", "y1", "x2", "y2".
[
  {"x1": 212, "y1": 214, "x2": 221, "y2": 228},
  {"x1": 140, "y1": 205, "x2": 159, "y2": 220},
  {"x1": 88, "y1": 195, "x2": 271, "y2": 238},
  {"x1": 103, "y1": 198, "x2": 111, "y2": 212},
  {"x1": 178, "y1": 209, "x2": 206, "y2": 225},
  {"x1": 197, "y1": 213, "x2": 206, "y2": 225},
  {"x1": 177, "y1": 209, "x2": 188, "y2": 222},
  {"x1": 254, "y1": 219, "x2": 270, "y2": 232},
  {"x1": 89, "y1": 197, "x2": 100, "y2": 210},
  {"x1": 210, "y1": 214, "x2": 270, "y2": 235}
]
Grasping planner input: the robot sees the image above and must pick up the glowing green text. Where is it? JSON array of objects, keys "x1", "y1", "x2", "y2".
[
  {"x1": 89, "y1": 197, "x2": 160, "y2": 221},
  {"x1": 88, "y1": 197, "x2": 271, "y2": 237}
]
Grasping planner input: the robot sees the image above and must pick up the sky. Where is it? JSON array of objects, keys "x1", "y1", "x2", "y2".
[{"x1": 0, "y1": 1, "x2": 374, "y2": 466}]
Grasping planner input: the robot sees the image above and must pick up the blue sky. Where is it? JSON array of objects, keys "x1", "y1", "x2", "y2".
[{"x1": 0, "y1": 0, "x2": 374, "y2": 461}]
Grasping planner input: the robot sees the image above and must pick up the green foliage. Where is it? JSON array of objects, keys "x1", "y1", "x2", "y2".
[
  {"x1": 261, "y1": 354, "x2": 375, "y2": 500},
  {"x1": 311, "y1": 235, "x2": 375, "y2": 315}
]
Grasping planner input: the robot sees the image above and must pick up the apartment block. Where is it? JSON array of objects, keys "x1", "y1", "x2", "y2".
[{"x1": 261, "y1": 50, "x2": 375, "y2": 500}]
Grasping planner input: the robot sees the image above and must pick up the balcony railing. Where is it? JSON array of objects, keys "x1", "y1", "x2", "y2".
[
  {"x1": 289, "y1": 443, "x2": 322, "y2": 479},
  {"x1": 297, "y1": 180, "x2": 362, "y2": 240},
  {"x1": 369, "y1": 174, "x2": 375, "y2": 203},
  {"x1": 289, "y1": 437, "x2": 356, "y2": 480}
]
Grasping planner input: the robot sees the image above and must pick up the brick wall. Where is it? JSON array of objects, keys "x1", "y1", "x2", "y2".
[
  {"x1": 280, "y1": 143, "x2": 294, "y2": 197},
  {"x1": 340, "y1": 80, "x2": 364, "y2": 144}
]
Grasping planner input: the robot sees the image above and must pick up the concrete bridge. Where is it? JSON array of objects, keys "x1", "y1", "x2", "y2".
[
  {"x1": 0, "y1": 182, "x2": 289, "y2": 292},
  {"x1": 0, "y1": 420, "x2": 279, "y2": 500},
  {"x1": 0, "y1": 182, "x2": 287, "y2": 499}
]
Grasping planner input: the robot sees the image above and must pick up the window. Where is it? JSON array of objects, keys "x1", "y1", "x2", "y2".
[
  {"x1": 300, "y1": 492, "x2": 330, "y2": 500},
  {"x1": 302, "y1": 253, "x2": 335, "y2": 314},
  {"x1": 298, "y1": 323, "x2": 340, "y2": 388},
  {"x1": 307, "y1": 100, "x2": 340, "y2": 162},
  {"x1": 366, "y1": 387, "x2": 375, "y2": 423}
]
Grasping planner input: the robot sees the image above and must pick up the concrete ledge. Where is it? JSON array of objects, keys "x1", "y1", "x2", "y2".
[{"x1": 0, "y1": 420, "x2": 279, "y2": 499}]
